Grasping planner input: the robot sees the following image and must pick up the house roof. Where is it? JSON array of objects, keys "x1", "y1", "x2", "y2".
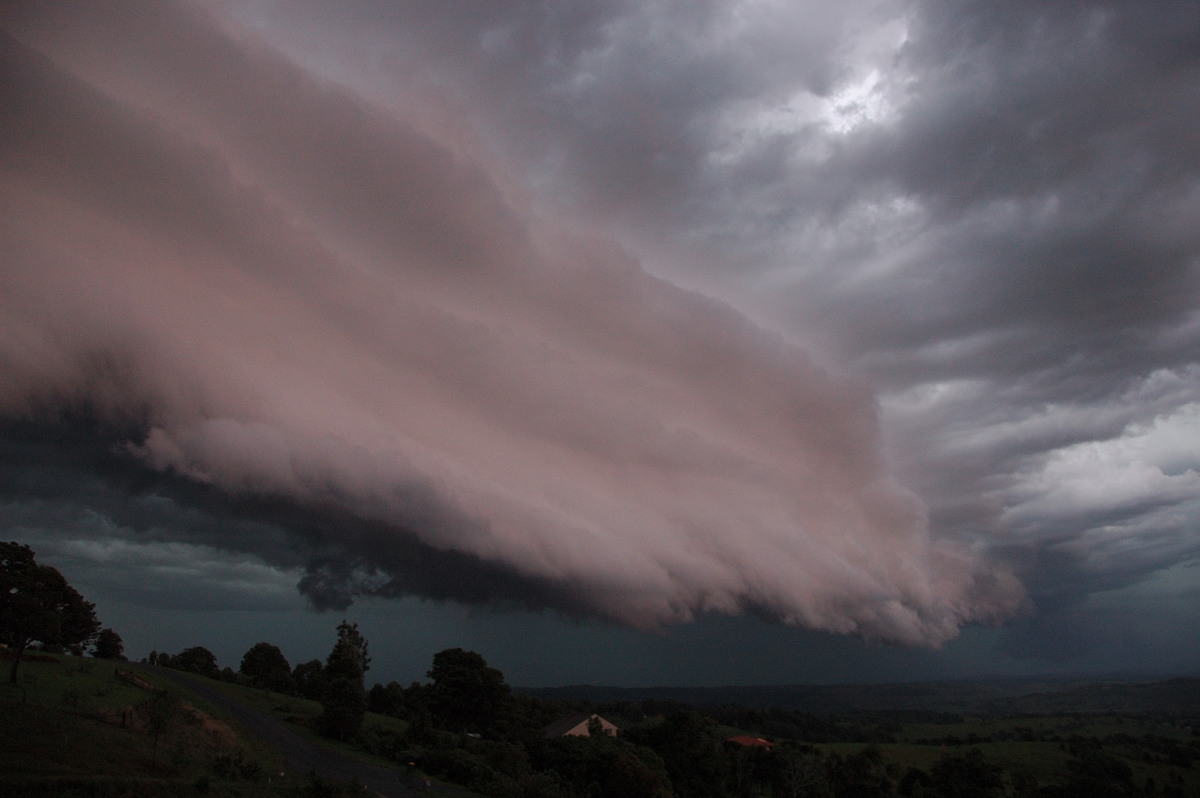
[
  {"x1": 541, "y1": 712, "x2": 617, "y2": 738},
  {"x1": 727, "y1": 735, "x2": 773, "y2": 749}
]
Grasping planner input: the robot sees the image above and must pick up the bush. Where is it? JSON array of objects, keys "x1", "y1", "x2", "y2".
[
  {"x1": 294, "y1": 771, "x2": 376, "y2": 797},
  {"x1": 211, "y1": 747, "x2": 262, "y2": 781},
  {"x1": 420, "y1": 747, "x2": 499, "y2": 790}
]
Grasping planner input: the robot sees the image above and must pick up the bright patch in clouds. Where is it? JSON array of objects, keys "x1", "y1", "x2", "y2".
[{"x1": 1004, "y1": 401, "x2": 1200, "y2": 527}]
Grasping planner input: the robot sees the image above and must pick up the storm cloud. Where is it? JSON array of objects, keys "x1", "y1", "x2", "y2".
[
  {"x1": 0, "y1": 1, "x2": 1030, "y2": 649},
  {"x1": 3, "y1": 0, "x2": 1198, "y2": 676}
]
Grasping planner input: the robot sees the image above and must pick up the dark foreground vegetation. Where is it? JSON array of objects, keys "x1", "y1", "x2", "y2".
[
  {"x1": 346, "y1": 665, "x2": 1200, "y2": 798},
  {"x1": 0, "y1": 653, "x2": 380, "y2": 797},
  {"x1": 4, "y1": 542, "x2": 1200, "y2": 796},
  {"x1": 5, "y1": 640, "x2": 1199, "y2": 798}
]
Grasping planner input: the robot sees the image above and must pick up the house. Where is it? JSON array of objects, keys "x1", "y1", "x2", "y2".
[
  {"x1": 542, "y1": 712, "x2": 619, "y2": 738},
  {"x1": 726, "y1": 735, "x2": 773, "y2": 750}
]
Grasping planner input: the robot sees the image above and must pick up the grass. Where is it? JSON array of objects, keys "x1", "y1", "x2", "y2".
[
  {"x1": 0, "y1": 653, "x2": 375, "y2": 797},
  {"x1": 0, "y1": 654, "x2": 150, "y2": 711},
  {"x1": 898, "y1": 713, "x2": 1196, "y2": 744},
  {"x1": 813, "y1": 713, "x2": 1200, "y2": 795},
  {"x1": 163, "y1": 670, "x2": 413, "y2": 770}
]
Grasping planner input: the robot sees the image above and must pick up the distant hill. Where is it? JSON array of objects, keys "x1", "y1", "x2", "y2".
[{"x1": 520, "y1": 676, "x2": 1200, "y2": 715}]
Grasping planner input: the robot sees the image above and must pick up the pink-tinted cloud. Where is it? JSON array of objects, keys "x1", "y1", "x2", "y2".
[{"x1": 0, "y1": 1, "x2": 1022, "y2": 645}]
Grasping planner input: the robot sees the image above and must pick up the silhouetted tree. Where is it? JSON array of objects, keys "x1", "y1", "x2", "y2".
[
  {"x1": 1, "y1": 541, "x2": 100, "y2": 682},
  {"x1": 240, "y1": 641, "x2": 294, "y2": 692},
  {"x1": 317, "y1": 620, "x2": 370, "y2": 741},
  {"x1": 623, "y1": 710, "x2": 730, "y2": 798},
  {"x1": 929, "y1": 748, "x2": 1004, "y2": 798},
  {"x1": 1054, "y1": 743, "x2": 1136, "y2": 798},
  {"x1": 92, "y1": 627, "x2": 125, "y2": 660},
  {"x1": 537, "y1": 735, "x2": 672, "y2": 798},
  {"x1": 775, "y1": 744, "x2": 831, "y2": 798},
  {"x1": 426, "y1": 647, "x2": 511, "y2": 734},
  {"x1": 173, "y1": 645, "x2": 219, "y2": 676},
  {"x1": 898, "y1": 766, "x2": 933, "y2": 797},
  {"x1": 827, "y1": 745, "x2": 894, "y2": 798},
  {"x1": 293, "y1": 658, "x2": 328, "y2": 700},
  {"x1": 368, "y1": 680, "x2": 407, "y2": 717}
]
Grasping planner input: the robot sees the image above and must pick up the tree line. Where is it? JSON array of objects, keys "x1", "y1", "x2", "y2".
[
  {"x1": 5, "y1": 542, "x2": 1195, "y2": 796},
  {"x1": 141, "y1": 624, "x2": 1200, "y2": 798}
]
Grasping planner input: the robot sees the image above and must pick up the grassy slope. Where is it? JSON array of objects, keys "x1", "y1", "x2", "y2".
[
  {"x1": 187, "y1": 673, "x2": 410, "y2": 768},
  {"x1": 0, "y1": 653, "x2": 382, "y2": 797}
]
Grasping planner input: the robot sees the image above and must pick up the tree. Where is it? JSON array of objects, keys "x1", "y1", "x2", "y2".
[
  {"x1": 368, "y1": 680, "x2": 407, "y2": 717},
  {"x1": 1055, "y1": 744, "x2": 1135, "y2": 798},
  {"x1": 426, "y1": 647, "x2": 511, "y2": 734},
  {"x1": 776, "y1": 745, "x2": 831, "y2": 798},
  {"x1": 1, "y1": 541, "x2": 100, "y2": 682},
  {"x1": 173, "y1": 645, "x2": 219, "y2": 676},
  {"x1": 293, "y1": 658, "x2": 328, "y2": 700},
  {"x1": 538, "y1": 736, "x2": 672, "y2": 798},
  {"x1": 92, "y1": 627, "x2": 125, "y2": 660},
  {"x1": 827, "y1": 745, "x2": 894, "y2": 798},
  {"x1": 240, "y1": 641, "x2": 294, "y2": 692},
  {"x1": 141, "y1": 689, "x2": 180, "y2": 760},
  {"x1": 929, "y1": 748, "x2": 1004, "y2": 798},
  {"x1": 317, "y1": 620, "x2": 370, "y2": 741},
  {"x1": 623, "y1": 710, "x2": 730, "y2": 798}
]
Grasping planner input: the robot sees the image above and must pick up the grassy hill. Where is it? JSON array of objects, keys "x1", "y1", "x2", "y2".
[
  {"x1": 6, "y1": 656, "x2": 1199, "y2": 797},
  {"x1": 0, "y1": 653, "x2": 386, "y2": 797}
]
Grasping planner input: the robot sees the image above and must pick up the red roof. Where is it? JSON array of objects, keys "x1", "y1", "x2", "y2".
[{"x1": 727, "y1": 735, "x2": 773, "y2": 749}]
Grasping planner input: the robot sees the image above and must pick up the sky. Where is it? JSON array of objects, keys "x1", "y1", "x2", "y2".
[{"x1": 1, "y1": 0, "x2": 1198, "y2": 688}]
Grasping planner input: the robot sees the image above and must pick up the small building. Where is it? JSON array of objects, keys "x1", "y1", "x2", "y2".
[
  {"x1": 726, "y1": 735, "x2": 773, "y2": 750},
  {"x1": 542, "y1": 712, "x2": 619, "y2": 739}
]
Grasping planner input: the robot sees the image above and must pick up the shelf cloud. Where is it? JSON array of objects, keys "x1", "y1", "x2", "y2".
[
  {"x1": 5, "y1": 1, "x2": 1198, "y2": 678},
  {"x1": 0, "y1": 1, "x2": 1025, "y2": 647}
]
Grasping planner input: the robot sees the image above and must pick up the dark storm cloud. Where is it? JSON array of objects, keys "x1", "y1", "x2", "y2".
[
  {"x1": 0, "y1": 0, "x2": 1030, "y2": 650},
  {"x1": 819, "y1": 2, "x2": 1200, "y2": 656},
  {"x1": 3, "y1": 0, "x2": 1198, "y2": 674},
  {"x1": 227, "y1": 0, "x2": 1200, "y2": 664},
  {"x1": 0, "y1": 414, "x2": 587, "y2": 615},
  {"x1": 832, "y1": 1, "x2": 1200, "y2": 363}
]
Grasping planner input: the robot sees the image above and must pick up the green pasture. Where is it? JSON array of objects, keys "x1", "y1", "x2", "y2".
[
  {"x1": 0, "y1": 653, "x2": 150, "y2": 711},
  {"x1": 818, "y1": 723, "x2": 1200, "y2": 795}
]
